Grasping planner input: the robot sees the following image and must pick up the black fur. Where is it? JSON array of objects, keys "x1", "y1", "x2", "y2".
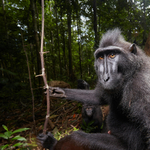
[
  {"x1": 38, "y1": 29, "x2": 150, "y2": 150},
  {"x1": 77, "y1": 79, "x2": 89, "y2": 89},
  {"x1": 77, "y1": 79, "x2": 103, "y2": 133},
  {"x1": 77, "y1": 79, "x2": 102, "y2": 133},
  {"x1": 81, "y1": 104, "x2": 103, "y2": 133}
]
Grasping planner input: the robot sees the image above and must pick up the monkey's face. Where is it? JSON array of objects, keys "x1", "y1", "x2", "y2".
[
  {"x1": 94, "y1": 45, "x2": 137, "y2": 90},
  {"x1": 85, "y1": 107, "x2": 93, "y2": 117}
]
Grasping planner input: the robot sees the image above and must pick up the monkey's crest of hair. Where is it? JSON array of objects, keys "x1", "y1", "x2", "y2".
[{"x1": 99, "y1": 28, "x2": 127, "y2": 48}]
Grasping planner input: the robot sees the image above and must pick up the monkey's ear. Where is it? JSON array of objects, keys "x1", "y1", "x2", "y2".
[{"x1": 129, "y1": 43, "x2": 137, "y2": 54}]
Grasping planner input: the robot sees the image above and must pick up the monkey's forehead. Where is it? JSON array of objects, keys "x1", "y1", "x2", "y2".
[{"x1": 94, "y1": 46, "x2": 124, "y2": 56}]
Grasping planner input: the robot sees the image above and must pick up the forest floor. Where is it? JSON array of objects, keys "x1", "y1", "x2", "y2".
[{"x1": 0, "y1": 98, "x2": 82, "y2": 150}]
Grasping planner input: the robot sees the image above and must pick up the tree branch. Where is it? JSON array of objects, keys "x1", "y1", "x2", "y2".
[{"x1": 40, "y1": 0, "x2": 50, "y2": 134}]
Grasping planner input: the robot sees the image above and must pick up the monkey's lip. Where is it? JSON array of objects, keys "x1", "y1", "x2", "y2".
[{"x1": 99, "y1": 78, "x2": 121, "y2": 90}]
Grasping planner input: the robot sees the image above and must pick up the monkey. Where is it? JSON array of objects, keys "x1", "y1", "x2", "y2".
[
  {"x1": 77, "y1": 79, "x2": 90, "y2": 89},
  {"x1": 81, "y1": 104, "x2": 103, "y2": 133},
  {"x1": 37, "y1": 28, "x2": 150, "y2": 150},
  {"x1": 77, "y1": 79, "x2": 104, "y2": 133}
]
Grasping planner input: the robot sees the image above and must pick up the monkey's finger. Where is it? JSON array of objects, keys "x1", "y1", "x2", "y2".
[
  {"x1": 50, "y1": 87, "x2": 65, "y2": 94},
  {"x1": 54, "y1": 88, "x2": 65, "y2": 94},
  {"x1": 50, "y1": 93, "x2": 66, "y2": 98}
]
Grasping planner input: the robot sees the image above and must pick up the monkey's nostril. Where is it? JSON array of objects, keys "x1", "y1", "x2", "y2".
[
  {"x1": 104, "y1": 77, "x2": 109, "y2": 82},
  {"x1": 103, "y1": 74, "x2": 110, "y2": 82}
]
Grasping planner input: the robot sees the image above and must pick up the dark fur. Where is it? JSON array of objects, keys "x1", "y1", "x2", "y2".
[
  {"x1": 77, "y1": 79, "x2": 90, "y2": 89},
  {"x1": 38, "y1": 29, "x2": 150, "y2": 150},
  {"x1": 77, "y1": 79, "x2": 103, "y2": 133},
  {"x1": 81, "y1": 104, "x2": 103, "y2": 133}
]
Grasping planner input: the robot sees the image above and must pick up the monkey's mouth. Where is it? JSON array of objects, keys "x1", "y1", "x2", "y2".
[{"x1": 99, "y1": 74, "x2": 122, "y2": 90}]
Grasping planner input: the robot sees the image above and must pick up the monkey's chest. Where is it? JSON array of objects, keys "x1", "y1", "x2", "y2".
[{"x1": 107, "y1": 111, "x2": 142, "y2": 144}]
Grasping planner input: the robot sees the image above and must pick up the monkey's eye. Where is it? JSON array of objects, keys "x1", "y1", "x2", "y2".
[
  {"x1": 109, "y1": 53, "x2": 116, "y2": 59},
  {"x1": 99, "y1": 55, "x2": 104, "y2": 60}
]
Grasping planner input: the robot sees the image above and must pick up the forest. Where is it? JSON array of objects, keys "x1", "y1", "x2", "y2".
[{"x1": 0, "y1": 0, "x2": 150, "y2": 149}]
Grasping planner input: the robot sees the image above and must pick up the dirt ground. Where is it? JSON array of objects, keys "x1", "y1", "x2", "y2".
[{"x1": 0, "y1": 98, "x2": 82, "y2": 150}]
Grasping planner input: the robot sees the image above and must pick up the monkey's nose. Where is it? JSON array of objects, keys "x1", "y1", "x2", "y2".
[{"x1": 103, "y1": 74, "x2": 110, "y2": 82}]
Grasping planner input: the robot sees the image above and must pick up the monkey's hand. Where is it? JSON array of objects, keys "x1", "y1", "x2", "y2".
[
  {"x1": 48, "y1": 86, "x2": 66, "y2": 98},
  {"x1": 37, "y1": 132, "x2": 57, "y2": 150}
]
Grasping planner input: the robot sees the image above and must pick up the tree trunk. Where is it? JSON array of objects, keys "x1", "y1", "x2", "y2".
[
  {"x1": 67, "y1": 0, "x2": 74, "y2": 81},
  {"x1": 55, "y1": 6, "x2": 62, "y2": 79},
  {"x1": 61, "y1": 11, "x2": 67, "y2": 72},
  {"x1": 50, "y1": 31, "x2": 56, "y2": 79},
  {"x1": 93, "y1": 0, "x2": 99, "y2": 50},
  {"x1": 2, "y1": 0, "x2": 8, "y2": 40},
  {"x1": 26, "y1": 4, "x2": 36, "y2": 88},
  {"x1": 76, "y1": 4, "x2": 82, "y2": 79},
  {"x1": 144, "y1": 32, "x2": 150, "y2": 56},
  {"x1": 142, "y1": 0, "x2": 146, "y2": 45},
  {"x1": 30, "y1": 0, "x2": 41, "y2": 85}
]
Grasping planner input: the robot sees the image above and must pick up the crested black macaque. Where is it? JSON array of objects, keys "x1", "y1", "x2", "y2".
[
  {"x1": 77, "y1": 79, "x2": 103, "y2": 133},
  {"x1": 81, "y1": 104, "x2": 103, "y2": 133},
  {"x1": 77, "y1": 79, "x2": 90, "y2": 89},
  {"x1": 37, "y1": 28, "x2": 150, "y2": 150}
]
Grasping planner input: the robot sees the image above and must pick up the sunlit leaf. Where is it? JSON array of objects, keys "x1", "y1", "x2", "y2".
[
  {"x1": 12, "y1": 142, "x2": 24, "y2": 147},
  {"x1": 12, "y1": 135, "x2": 27, "y2": 141},
  {"x1": 4, "y1": 131, "x2": 13, "y2": 138},
  {"x1": 0, "y1": 144, "x2": 9, "y2": 150},
  {"x1": 2, "y1": 125, "x2": 8, "y2": 131},
  {"x1": 12, "y1": 128, "x2": 29, "y2": 134},
  {"x1": 0, "y1": 134, "x2": 8, "y2": 139}
]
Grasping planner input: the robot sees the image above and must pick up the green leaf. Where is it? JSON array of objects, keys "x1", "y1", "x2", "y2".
[
  {"x1": 2, "y1": 125, "x2": 8, "y2": 131},
  {"x1": 0, "y1": 144, "x2": 9, "y2": 150},
  {"x1": 12, "y1": 135, "x2": 27, "y2": 141},
  {"x1": 12, "y1": 142, "x2": 24, "y2": 147},
  {"x1": 12, "y1": 128, "x2": 29, "y2": 134},
  {"x1": 88, "y1": 121, "x2": 94, "y2": 126},
  {"x1": 0, "y1": 133, "x2": 8, "y2": 139},
  {"x1": 4, "y1": 131, "x2": 13, "y2": 138},
  {"x1": 73, "y1": 127, "x2": 79, "y2": 131}
]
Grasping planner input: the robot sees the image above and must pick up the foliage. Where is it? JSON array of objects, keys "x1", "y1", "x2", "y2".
[
  {"x1": 0, "y1": 125, "x2": 29, "y2": 150},
  {"x1": 53, "y1": 126, "x2": 79, "y2": 140},
  {"x1": 0, "y1": 0, "x2": 150, "y2": 121},
  {"x1": 81, "y1": 120, "x2": 98, "y2": 133}
]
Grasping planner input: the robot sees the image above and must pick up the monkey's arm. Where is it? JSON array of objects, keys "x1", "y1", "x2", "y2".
[
  {"x1": 49, "y1": 87, "x2": 106, "y2": 105},
  {"x1": 38, "y1": 131, "x2": 126, "y2": 150},
  {"x1": 63, "y1": 89, "x2": 100, "y2": 105},
  {"x1": 129, "y1": 102, "x2": 150, "y2": 149}
]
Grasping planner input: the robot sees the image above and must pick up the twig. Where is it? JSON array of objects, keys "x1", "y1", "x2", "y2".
[
  {"x1": 21, "y1": 30, "x2": 36, "y2": 134},
  {"x1": 40, "y1": 0, "x2": 50, "y2": 134}
]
